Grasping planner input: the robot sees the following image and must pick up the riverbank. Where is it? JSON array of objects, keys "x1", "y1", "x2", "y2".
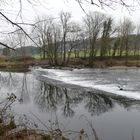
[{"x1": 0, "y1": 56, "x2": 140, "y2": 72}]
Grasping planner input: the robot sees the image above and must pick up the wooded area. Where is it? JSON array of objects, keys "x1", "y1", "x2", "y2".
[{"x1": 0, "y1": 0, "x2": 140, "y2": 68}]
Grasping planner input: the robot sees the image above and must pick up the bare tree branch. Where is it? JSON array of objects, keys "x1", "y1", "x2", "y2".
[
  {"x1": 0, "y1": 42, "x2": 15, "y2": 50},
  {"x1": 0, "y1": 12, "x2": 40, "y2": 48},
  {"x1": 76, "y1": 0, "x2": 88, "y2": 14},
  {"x1": 76, "y1": 0, "x2": 140, "y2": 10}
]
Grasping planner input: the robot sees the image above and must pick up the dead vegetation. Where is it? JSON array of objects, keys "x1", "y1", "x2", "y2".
[{"x1": 0, "y1": 93, "x2": 95, "y2": 140}]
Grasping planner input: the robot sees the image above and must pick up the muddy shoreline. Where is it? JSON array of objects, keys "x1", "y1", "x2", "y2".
[{"x1": 0, "y1": 57, "x2": 140, "y2": 72}]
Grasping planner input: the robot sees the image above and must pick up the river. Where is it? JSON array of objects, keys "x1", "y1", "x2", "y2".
[{"x1": 0, "y1": 68, "x2": 140, "y2": 140}]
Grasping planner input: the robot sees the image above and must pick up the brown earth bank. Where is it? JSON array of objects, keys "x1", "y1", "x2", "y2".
[{"x1": 0, "y1": 56, "x2": 140, "y2": 72}]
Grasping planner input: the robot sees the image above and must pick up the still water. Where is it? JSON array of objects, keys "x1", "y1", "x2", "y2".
[{"x1": 0, "y1": 68, "x2": 140, "y2": 140}]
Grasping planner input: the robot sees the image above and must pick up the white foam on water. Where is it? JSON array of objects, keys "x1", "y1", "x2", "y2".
[
  {"x1": 92, "y1": 84, "x2": 140, "y2": 99},
  {"x1": 36, "y1": 68, "x2": 140, "y2": 100}
]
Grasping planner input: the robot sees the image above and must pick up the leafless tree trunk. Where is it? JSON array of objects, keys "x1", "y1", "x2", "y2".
[
  {"x1": 33, "y1": 17, "x2": 52, "y2": 60},
  {"x1": 118, "y1": 18, "x2": 135, "y2": 65},
  {"x1": 33, "y1": 17, "x2": 62, "y2": 65},
  {"x1": 84, "y1": 11, "x2": 105, "y2": 67},
  {"x1": 60, "y1": 11, "x2": 71, "y2": 65},
  {"x1": 66, "y1": 22, "x2": 82, "y2": 64},
  {"x1": 100, "y1": 17, "x2": 112, "y2": 59}
]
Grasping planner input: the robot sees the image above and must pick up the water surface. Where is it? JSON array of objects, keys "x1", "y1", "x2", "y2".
[{"x1": 0, "y1": 68, "x2": 140, "y2": 140}]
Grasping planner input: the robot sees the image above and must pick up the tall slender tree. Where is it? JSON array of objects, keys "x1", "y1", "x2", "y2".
[
  {"x1": 100, "y1": 17, "x2": 113, "y2": 59},
  {"x1": 84, "y1": 11, "x2": 105, "y2": 66},
  {"x1": 59, "y1": 11, "x2": 71, "y2": 65}
]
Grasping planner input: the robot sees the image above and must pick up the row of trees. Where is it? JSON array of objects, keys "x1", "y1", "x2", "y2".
[
  {"x1": 31, "y1": 11, "x2": 139, "y2": 66},
  {"x1": 3, "y1": 11, "x2": 140, "y2": 66}
]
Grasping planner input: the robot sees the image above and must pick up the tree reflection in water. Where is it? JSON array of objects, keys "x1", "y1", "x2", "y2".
[
  {"x1": 0, "y1": 72, "x2": 5, "y2": 89},
  {"x1": 7, "y1": 73, "x2": 15, "y2": 89},
  {"x1": 0, "y1": 72, "x2": 21, "y2": 90},
  {"x1": 62, "y1": 88, "x2": 75, "y2": 117},
  {"x1": 0, "y1": 72, "x2": 31, "y2": 104},
  {"x1": 34, "y1": 82, "x2": 62, "y2": 112},
  {"x1": 0, "y1": 71, "x2": 140, "y2": 119},
  {"x1": 19, "y1": 73, "x2": 30, "y2": 103},
  {"x1": 34, "y1": 79, "x2": 140, "y2": 118},
  {"x1": 84, "y1": 92, "x2": 114, "y2": 116},
  {"x1": 34, "y1": 82, "x2": 83, "y2": 117}
]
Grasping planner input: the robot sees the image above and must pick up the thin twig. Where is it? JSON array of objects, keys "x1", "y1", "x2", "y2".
[
  {"x1": 0, "y1": 12, "x2": 40, "y2": 48},
  {"x1": 80, "y1": 115, "x2": 100, "y2": 140}
]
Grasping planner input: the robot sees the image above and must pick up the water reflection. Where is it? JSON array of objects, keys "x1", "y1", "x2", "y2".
[
  {"x1": 1, "y1": 71, "x2": 140, "y2": 118},
  {"x1": 1, "y1": 71, "x2": 140, "y2": 140},
  {"x1": 0, "y1": 72, "x2": 14, "y2": 89},
  {"x1": 0, "y1": 72, "x2": 30, "y2": 104},
  {"x1": 6, "y1": 73, "x2": 16, "y2": 89},
  {"x1": 84, "y1": 92, "x2": 114, "y2": 116},
  {"x1": 19, "y1": 73, "x2": 30, "y2": 103},
  {"x1": 34, "y1": 80, "x2": 140, "y2": 117},
  {"x1": 34, "y1": 82, "x2": 61, "y2": 112},
  {"x1": 62, "y1": 88, "x2": 75, "y2": 117}
]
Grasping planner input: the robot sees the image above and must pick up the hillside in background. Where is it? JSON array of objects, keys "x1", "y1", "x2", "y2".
[{"x1": 2, "y1": 46, "x2": 40, "y2": 57}]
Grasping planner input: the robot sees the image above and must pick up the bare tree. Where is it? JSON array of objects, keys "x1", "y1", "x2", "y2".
[
  {"x1": 66, "y1": 22, "x2": 82, "y2": 64},
  {"x1": 100, "y1": 17, "x2": 113, "y2": 59},
  {"x1": 46, "y1": 22, "x2": 62, "y2": 65},
  {"x1": 79, "y1": 30, "x2": 88, "y2": 59},
  {"x1": 33, "y1": 17, "x2": 52, "y2": 59},
  {"x1": 84, "y1": 11, "x2": 105, "y2": 66},
  {"x1": 59, "y1": 11, "x2": 71, "y2": 65},
  {"x1": 119, "y1": 18, "x2": 135, "y2": 65},
  {"x1": 112, "y1": 26, "x2": 121, "y2": 57},
  {"x1": 51, "y1": 23, "x2": 61, "y2": 65},
  {"x1": 16, "y1": 29, "x2": 27, "y2": 58},
  {"x1": 33, "y1": 16, "x2": 62, "y2": 65},
  {"x1": 133, "y1": 25, "x2": 140, "y2": 66},
  {"x1": 2, "y1": 31, "x2": 27, "y2": 57}
]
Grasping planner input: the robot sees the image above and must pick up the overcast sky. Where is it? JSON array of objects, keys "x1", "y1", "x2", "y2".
[
  {"x1": 1, "y1": 0, "x2": 140, "y2": 23},
  {"x1": 1, "y1": 0, "x2": 140, "y2": 36},
  {"x1": 24, "y1": 0, "x2": 140, "y2": 24}
]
